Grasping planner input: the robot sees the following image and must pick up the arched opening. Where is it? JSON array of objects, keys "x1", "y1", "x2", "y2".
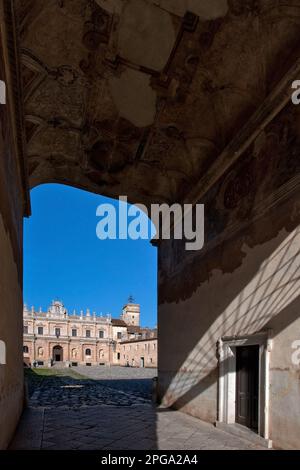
[
  {"x1": 52, "y1": 345, "x2": 63, "y2": 363},
  {"x1": 2, "y1": 0, "x2": 300, "y2": 452},
  {"x1": 17, "y1": 182, "x2": 158, "y2": 447}
]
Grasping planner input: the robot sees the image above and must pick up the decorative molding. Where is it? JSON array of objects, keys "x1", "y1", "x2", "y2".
[{"x1": 217, "y1": 331, "x2": 272, "y2": 445}]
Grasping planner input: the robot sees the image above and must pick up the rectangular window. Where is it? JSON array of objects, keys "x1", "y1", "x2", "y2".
[
  {"x1": 72, "y1": 329, "x2": 77, "y2": 337},
  {"x1": 117, "y1": 332, "x2": 122, "y2": 340},
  {"x1": 86, "y1": 330, "x2": 91, "y2": 338},
  {"x1": 99, "y1": 330, "x2": 104, "y2": 339},
  {"x1": 23, "y1": 326, "x2": 28, "y2": 334},
  {"x1": 55, "y1": 328, "x2": 60, "y2": 337},
  {"x1": 38, "y1": 327, "x2": 43, "y2": 335}
]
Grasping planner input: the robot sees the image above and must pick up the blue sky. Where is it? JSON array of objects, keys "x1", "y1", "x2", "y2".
[{"x1": 24, "y1": 184, "x2": 157, "y2": 327}]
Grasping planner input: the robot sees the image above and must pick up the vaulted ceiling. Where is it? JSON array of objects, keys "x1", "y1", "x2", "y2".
[{"x1": 13, "y1": 0, "x2": 300, "y2": 206}]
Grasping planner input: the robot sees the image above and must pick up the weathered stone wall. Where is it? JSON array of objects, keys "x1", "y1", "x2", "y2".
[
  {"x1": 0, "y1": 12, "x2": 26, "y2": 448},
  {"x1": 157, "y1": 102, "x2": 300, "y2": 449}
]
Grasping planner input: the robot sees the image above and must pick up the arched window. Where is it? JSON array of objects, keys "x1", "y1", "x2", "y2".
[
  {"x1": 23, "y1": 345, "x2": 29, "y2": 353},
  {"x1": 85, "y1": 348, "x2": 91, "y2": 356}
]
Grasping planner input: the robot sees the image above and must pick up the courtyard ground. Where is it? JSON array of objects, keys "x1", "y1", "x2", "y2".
[{"x1": 10, "y1": 366, "x2": 267, "y2": 450}]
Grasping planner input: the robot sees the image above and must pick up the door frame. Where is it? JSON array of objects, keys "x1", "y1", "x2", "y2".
[
  {"x1": 217, "y1": 331, "x2": 272, "y2": 440},
  {"x1": 52, "y1": 345, "x2": 63, "y2": 362}
]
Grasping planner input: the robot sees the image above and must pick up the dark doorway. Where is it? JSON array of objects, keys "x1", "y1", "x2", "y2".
[
  {"x1": 236, "y1": 345, "x2": 259, "y2": 432},
  {"x1": 53, "y1": 345, "x2": 63, "y2": 362}
]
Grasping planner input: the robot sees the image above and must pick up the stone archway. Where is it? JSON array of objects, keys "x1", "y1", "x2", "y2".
[
  {"x1": 1, "y1": 0, "x2": 300, "y2": 450},
  {"x1": 53, "y1": 345, "x2": 63, "y2": 363}
]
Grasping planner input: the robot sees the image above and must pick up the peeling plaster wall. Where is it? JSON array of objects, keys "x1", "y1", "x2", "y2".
[
  {"x1": 0, "y1": 27, "x2": 25, "y2": 448},
  {"x1": 158, "y1": 201, "x2": 300, "y2": 448},
  {"x1": 157, "y1": 188, "x2": 300, "y2": 449},
  {"x1": 159, "y1": 206, "x2": 300, "y2": 448},
  {"x1": 156, "y1": 96, "x2": 300, "y2": 448}
]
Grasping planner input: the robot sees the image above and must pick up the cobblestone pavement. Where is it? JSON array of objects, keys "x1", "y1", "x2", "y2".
[
  {"x1": 10, "y1": 367, "x2": 267, "y2": 450},
  {"x1": 29, "y1": 375, "x2": 150, "y2": 408},
  {"x1": 75, "y1": 365, "x2": 156, "y2": 401}
]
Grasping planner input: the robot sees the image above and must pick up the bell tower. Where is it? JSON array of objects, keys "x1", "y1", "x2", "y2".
[{"x1": 121, "y1": 297, "x2": 140, "y2": 326}]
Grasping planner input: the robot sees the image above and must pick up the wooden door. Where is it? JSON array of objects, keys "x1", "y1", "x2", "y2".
[{"x1": 236, "y1": 346, "x2": 259, "y2": 431}]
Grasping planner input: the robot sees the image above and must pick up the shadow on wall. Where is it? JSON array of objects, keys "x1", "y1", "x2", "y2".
[{"x1": 158, "y1": 216, "x2": 300, "y2": 418}]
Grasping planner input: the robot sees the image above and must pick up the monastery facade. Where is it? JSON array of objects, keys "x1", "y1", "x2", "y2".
[{"x1": 23, "y1": 300, "x2": 157, "y2": 368}]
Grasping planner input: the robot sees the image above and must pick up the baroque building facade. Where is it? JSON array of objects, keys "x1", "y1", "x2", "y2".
[{"x1": 23, "y1": 300, "x2": 157, "y2": 368}]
